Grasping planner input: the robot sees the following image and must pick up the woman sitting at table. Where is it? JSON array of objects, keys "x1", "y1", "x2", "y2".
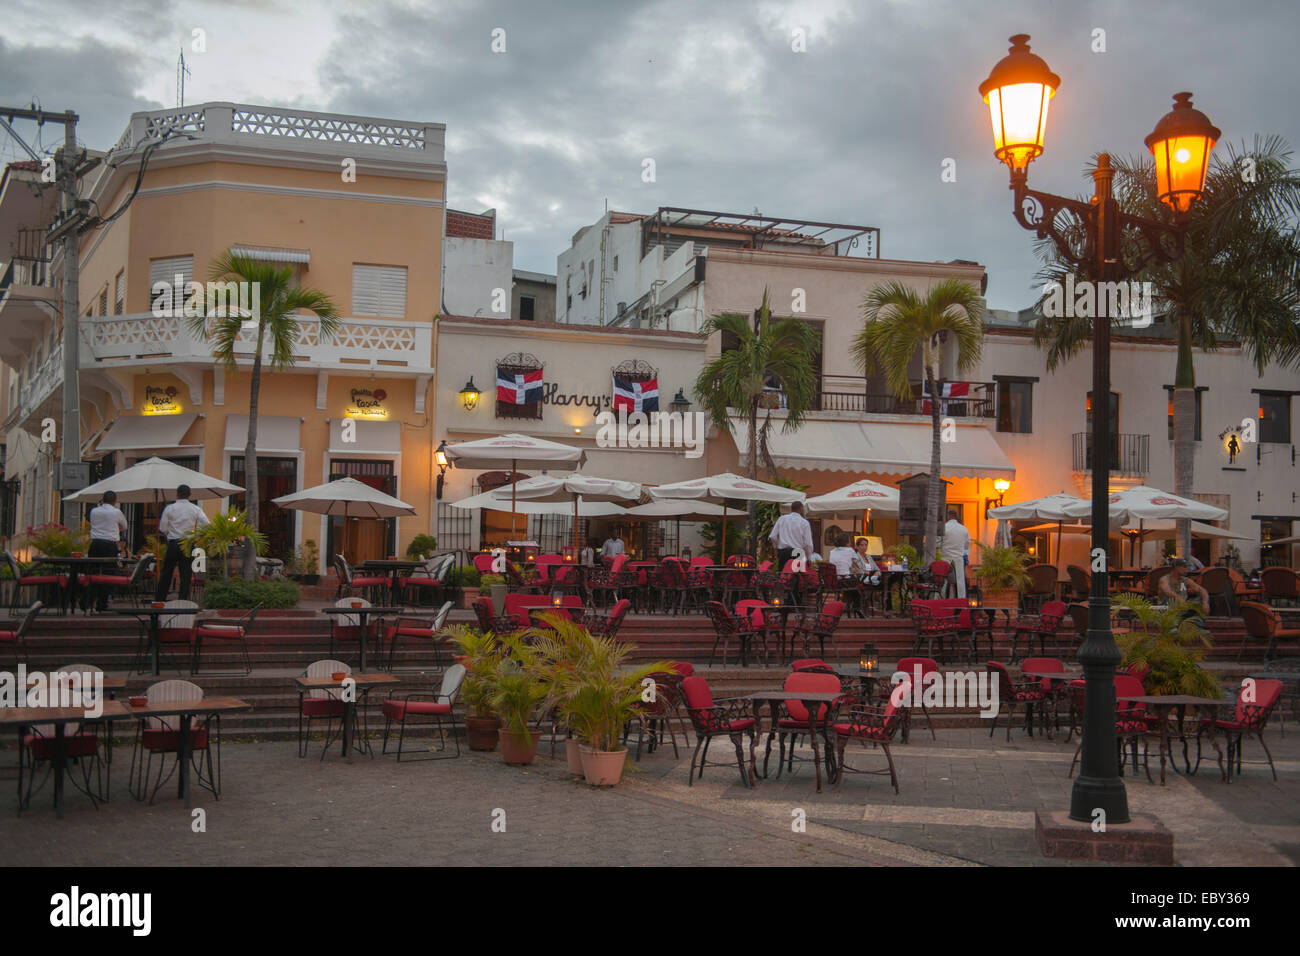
[
  {"x1": 827, "y1": 533, "x2": 856, "y2": 579},
  {"x1": 851, "y1": 536, "x2": 882, "y2": 586},
  {"x1": 1159, "y1": 558, "x2": 1210, "y2": 626}
]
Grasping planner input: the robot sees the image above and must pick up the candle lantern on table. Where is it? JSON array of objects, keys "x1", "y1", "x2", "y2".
[{"x1": 859, "y1": 643, "x2": 879, "y2": 674}]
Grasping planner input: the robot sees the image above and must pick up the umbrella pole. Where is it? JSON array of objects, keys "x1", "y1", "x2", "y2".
[
  {"x1": 573, "y1": 496, "x2": 580, "y2": 557},
  {"x1": 511, "y1": 459, "x2": 518, "y2": 540},
  {"x1": 1056, "y1": 520, "x2": 1062, "y2": 567},
  {"x1": 721, "y1": 505, "x2": 728, "y2": 562}
]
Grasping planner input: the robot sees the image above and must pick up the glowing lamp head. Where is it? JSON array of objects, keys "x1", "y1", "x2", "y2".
[
  {"x1": 1145, "y1": 92, "x2": 1219, "y2": 216},
  {"x1": 459, "y1": 377, "x2": 481, "y2": 411},
  {"x1": 979, "y1": 35, "x2": 1060, "y2": 174},
  {"x1": 859, "y1": 643, "x2": 879, "y2": 673},
  {"x1": 994, "y1": 479, "x2": 1011, "y2": 494}
]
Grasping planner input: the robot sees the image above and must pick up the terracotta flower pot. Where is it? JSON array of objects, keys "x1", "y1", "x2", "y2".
[
  {"x1": 981, "y1": 588, "x2": 1020, "y2": 610},
  {"x1": 499, "y1": 728, "x2": 543, "y2": 765},
  {"x1": 464, "y1": 715, "x2": 500, "y2": 752},
  {"x1": 579, "y1": 744, "x2": 628, "y2": 786},
  {"x1": 564, "y1": 737, "x2": 584, "y2": 774}
]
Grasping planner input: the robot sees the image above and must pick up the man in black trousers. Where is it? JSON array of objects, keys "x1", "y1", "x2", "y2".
[{"x1": 154, "y1": 484, "x2": 210, "y2": 602}]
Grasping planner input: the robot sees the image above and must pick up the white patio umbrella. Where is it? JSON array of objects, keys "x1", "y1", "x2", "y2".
[
  {"x1": 988, "y1": 492, "x2": 1090, "y2": 566},
  {"x1": 1063, "y1": 485, "x2": 1229, "y2": 568},
  {"x1": 450, "y1": 486, "x2": 627, "y2": 516},
  {"x1": 273, "y1": 477, "x2": 417, "y2": 566},
  {"x1": 1134, "y1": 520, "x2": 1252, "y2": 541},
  {"x1": 649, "y1": 472, "x2": 805, "y2": 560},
  {"x1": 804, "y1": 479, "x2": 900, "y2": 537},
  {"x1": 623, "y1": 499, "x2": 731, "y2": 557},
  {"x1": 443, "y1": 433, "x2": 586, "y2": 537},
  {"x1": 495, "y1": 474, "x2": 642, "y2": 554},
  {"x1": 63, "y1": 456, "x2": 244, "y2": 504}
]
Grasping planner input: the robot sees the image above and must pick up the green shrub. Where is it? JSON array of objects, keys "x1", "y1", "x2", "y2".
[
  {"x1": 480, "y1": 573, "x2": 506, "y2": 588},
  {"x1": 405, "y1": 534, "x2": 437, "y2": 560},
  {"x1": 202, "y1": 577, "x2": 300, "y2": 609},
  {"x1": 447, "y1": 565, "x2": 480, "y2": 588}
]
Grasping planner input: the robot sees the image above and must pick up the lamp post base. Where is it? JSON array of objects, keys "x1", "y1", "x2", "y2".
[
  {"x1": 1036, "y1": 809, "x2": 1172, "y2": 863},
  {"x1": 1070, "y1": 772, "x2": 1131, "y2": 824}
]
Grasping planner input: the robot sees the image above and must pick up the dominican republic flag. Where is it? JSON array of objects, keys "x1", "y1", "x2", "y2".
[
  {"x1": 497, "y1": 367, "x2": 543, "y2": 404},
  {"x1": 921, "y1": 381, "x2": 970, "y2": 414},
  {"x1": 612, "y1": 376, "x2": 659, "y2": 413}
]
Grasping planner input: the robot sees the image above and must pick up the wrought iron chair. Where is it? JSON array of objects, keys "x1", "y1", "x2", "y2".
[
  {"x1": 193, "y1": 604, "x2": 260, "y2": 675},
  {"x1": 1009, "y1": 600, "x2": 1069, "y2": 662},
  {"x1": 909, "y1": 603, "x2": 961, "y2": 663},
  {"x1": 380, "y1": 663, "x2": 466, "y2": 761},
  {"x1": 85, "y1": 554, "x2": 154, "y2": 610},
  {"x1": 385, "y1": 600, "x2": 454, "y2": 670},
  {"x1": 334, "y1": 554, "x2": 388, "y2": 603},
  {"x1": 830, "y1": 686, "x2": 906, "y2": 795},
  {"x1": 0, "y1": 601, "x2": 42, "y2": 667},
  {"x1": 18, "y1": 666, "x2": 108, "y2": 811},
  {"x1": 895, "y1": 656, "x2": 940, "y2": 741},
  {"x1": 472, "y1": 596, "x2": 520, "y2": 634},
  {"x1": 623, "y1": 669, "x2": 684, "y2": 759},
  {"x1": 4, "y1": 550, "x2": 67, "y2": 613},
  {"x1": 794, "y1": 600, "x2": 846, "y2": 660},
  {"x1": 704, "y1": 601, "x2": 764, "y2": 667},
  {"x1": 582, "y1": 598, "x2": 632, "y2": 641},
  {"x1": 1196, "y1": 679, "x2": 1283, "y2": 781},
  {"x1": 133, "y1": 599, "x2": 198, "y2": 675},
  {"x1": 986, "y1": 660, "x2": 1050, "y2": 741},
  {"x1": 401, "y1": 554, "x2": 455, "y2": 607},
  {"x1": 763, "y1": 669, "x2": 842, "y2": 779},
  {"x1": 1068, "y1": 674, "x2": 1152, "y2": 780},
  {"x1": 680, "y1": 675, "x2": 756, "y2": 788},
  {"x1": 1021, "y1": 564, "x2": 1059, "y2": 613},
  {"x1": 298, "y1": 659, "x2": 351, "y2": 759},
  {"x1": 128, "y1": 679, "x2": 222, "y2": 804}
]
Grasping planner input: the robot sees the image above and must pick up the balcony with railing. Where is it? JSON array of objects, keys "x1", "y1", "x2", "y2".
[
  {"x1": 85, "y1": 312, "x2": 433, "y2": 371},
  {"x1": 812, "y1": 375, "x2": 996, "y2": 418},
  {"x1": 1072, "y1": 432, "x2": 1150, "y2": 476}
]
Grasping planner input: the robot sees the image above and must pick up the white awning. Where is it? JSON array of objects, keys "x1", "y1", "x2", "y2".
[
  {"x1": 328, "y1": 419, "x2": 401, "y2": 455},
  {"x1": 96, "y1": 413, "x2": 200, "y2": 452},
  {"x1": 230, "y1": 243, "x2": 311, "y2": 265},
  {"x1": 733, "y1": 419, "x2": 1015, "y2": 479},
  {"x1": 225, "y1": 415, "x2": 302, "y2": 454},
  {"x1": 4, "y1": 427, "x2": 43, "y2": 480}
]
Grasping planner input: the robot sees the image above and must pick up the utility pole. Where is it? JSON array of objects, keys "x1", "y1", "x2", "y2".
[{"x1": 0, "y1": 106, "x2": 86, "y2": 528}]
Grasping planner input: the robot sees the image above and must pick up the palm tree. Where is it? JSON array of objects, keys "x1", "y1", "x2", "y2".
[
  {"x1": 187, "y1": 252, "x2": 340, "y2": 578},
  {"x1": 1032, "y1": 139, "x2": 1300, "y2": 559},
  {"x1": 695, "y1": 290, "x2": 820, "y2": 552},
  {"x1": 851, "y1": 279, "x2": 986, "y2": 562}
]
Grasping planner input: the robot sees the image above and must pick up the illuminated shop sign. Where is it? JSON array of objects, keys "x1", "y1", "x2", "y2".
[
  {"x1": 346, "y1": 387, "x2": 389, "y2": 419},
  {"x1": 142, "y1": 384, "x2": 182, "y2": 415}
]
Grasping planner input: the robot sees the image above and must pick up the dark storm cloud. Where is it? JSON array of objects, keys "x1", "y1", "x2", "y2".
[{"x1": 4, "y1": 0, "x2": 1297, "y2": 309}]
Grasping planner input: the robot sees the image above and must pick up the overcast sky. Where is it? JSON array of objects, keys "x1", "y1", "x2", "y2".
[{"x1": 2, "y1": 0, "x2": 1296, "y2": 310}]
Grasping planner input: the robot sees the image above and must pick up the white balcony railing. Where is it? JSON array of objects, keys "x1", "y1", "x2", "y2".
[
  {"x1": 16, "y1": 343, "x2": 62, "y2": 421},
  {"x1": 86, "y1": 313, "x2": 432, "y2": 369}
]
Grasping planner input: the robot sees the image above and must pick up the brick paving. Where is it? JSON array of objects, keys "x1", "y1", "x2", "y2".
[{"x1": 1, "y1": 720, "x2": 1295, "y2": 866}]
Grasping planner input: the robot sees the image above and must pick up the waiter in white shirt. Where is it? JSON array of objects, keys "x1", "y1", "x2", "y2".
[
  {"x1": 941, "y1": 510, "x2": 971, "y2": 598},
  {"x1": 769, "y1": 501, "x2": 815, "y2": 570},
  {"x1": 87, "y1": 490, "x2": 128, "y2": 611},
  {"x1": 154, "y1": 484, "x2": 211, "y2": 601},
  {"x1": 601, "y1": 534, "x2": 625, "y2": 559}
]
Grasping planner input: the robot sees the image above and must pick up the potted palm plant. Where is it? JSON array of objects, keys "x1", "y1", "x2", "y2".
[
  {"x1": 489, "y1": 635, "x2": 548, "y2": 765},
  {"x1": 444, "y1": 625, "x2": 503, "y2": 751},
  {"x1": 184, "y1": 508, "x2": 267, "y2": 579},
  {"x1": 530, "y1": 614, "x2": 596, "y2": 773},
  {"x1": 971, "y1": 542, "x2": 1031, "y2": 609},
  {"x1": 561, "y1": 628, "x2": 675, "y2": 786},
  {"x1": 1112, "y1": 594, "x2": 1219, "y2": 696}
]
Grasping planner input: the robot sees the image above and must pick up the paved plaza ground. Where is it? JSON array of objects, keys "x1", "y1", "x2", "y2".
[{"x1": 2, "y1": 718, "x2": 1296, "y2": 867}]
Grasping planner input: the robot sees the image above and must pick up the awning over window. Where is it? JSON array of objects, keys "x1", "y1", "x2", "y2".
[
  {"x1": 96, "y1": 413, "x2": 201, "y2": 452},
  {"x1": 224, "y1": 415, "x2": 302, "y2": 454},
  {"x1": 229, "y1": 243, "x2": 311, "y2": 265},
  {"x1": 4, "y1": 427, "x2": 42, "y2": 480},
  {"x1": 733, "y1": 419, "x2": 1015, "y2": 479},
  {"x1": 328, "y1": 419, "x2": 401, "y2": 456}
]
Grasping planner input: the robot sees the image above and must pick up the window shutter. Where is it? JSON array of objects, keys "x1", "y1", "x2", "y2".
[
  {"x1": 115, "y1": 271, "x2": 125, "y2": 314},
  {"x1": 352, "y1": 264, "x2": 407, "y2": 317},
  {"x1": 149, "y1": 256, "x2": 194, "y2": 315}
]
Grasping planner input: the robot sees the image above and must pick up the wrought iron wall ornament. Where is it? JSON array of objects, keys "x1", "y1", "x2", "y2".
[{"x1": 612, "y1": 359, "x2": 659, "y2": 382}]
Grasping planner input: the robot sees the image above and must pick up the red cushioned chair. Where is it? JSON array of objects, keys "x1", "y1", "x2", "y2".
[
  {"x1": 895, "y1": 656, "x2": 940, "y2": 741},
  {"x1": 400, "y1": 554, "x2": 455, "y2": 607},
  {"x1": 0, "y1": 601, "x2": 41, "y2": 667},
  {"x1": 334, "y1": 554, "x2": 388, "y2": 603},
  {"x1": 85, "y1": 554, "x2": 153, "y2": 611},
  {"x1": 380, "y1": 663, "x2": 466, "y2": 761},
  {"x1": 18, "y1": 665, "x2": 107, "y2": 811},
  {"x1": 704, "y1": 601, "x2": 765, "y2": 667},
  {"x1": 129, "y1": 679, "x2": 221, "y2": 804},
  {"x1": 764, "y1": 670, "x2": 843, "y2": 779},
  {"x1": 298, "y1": 659, "x2": 351, "y2": 759},
  {"x1": 5, "y1": 550, "x2": 67, "y2": 613},
  {"x1": 910, "y1": 602, "x2": 961, "y2": 663},
  {"x1": 472, "y1": 596, "x2": 520, "y2": 634},
  {"x1": 681, "y1": 675, "x2": 756, "y2": 788},
  {"x1": 133, "y1": 599, "x2": 199, "y2": 675},
  {"x1": 193, "y1": 604, "x2": 260, "y2": 675},
  {"x1": 385, "y1": 600, "x2": 454, "y2": 671},
  {"x1": 791, "y1": 658, "x2": 833, "y2": 673},
  {"x1": 585, "y1": 553, "x2": 629, "y2": 608},
  {"x1": 1010, "y1": 600, "x2": 1069, "y2": 662},
  {"x1": 583, "y1": 598, "x2": 632, "y2": 640},
  {"x1": 795, "y1": 600, "x2": 845, "y2": 660},
  {"x1": 987, "y1": 660, "x2": 1049, "y2": 741},
  {"x1": 831, "y1": 681, "x2": 907, "y2": 794},
  {"x1": 623, "y1": 669, "x2": 685, "y2": 759},
  {"x1": 914, "y1": 560, "x2": 953, "y2": 601},
  {"x1": 1069, "y1": 674, "x2": 1152, "y2": 781},
  {"x1": 1196, "y1": 679, "x2": 1283, "y2": 781},
  {"x1": 1021, "y1": 656, "x2": 1066, "y2": 735}
]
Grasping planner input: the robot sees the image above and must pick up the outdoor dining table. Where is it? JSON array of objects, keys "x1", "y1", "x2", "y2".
[
  {"x1": 123, "y1": 695, "x2": 252, "y2": 806},
  {"x1": 294, "y1": 672, "x2": 398, "y2": 757},
  {"x1": 1118, "y1": 694, "x2": 1229, "y2": 785},
  {"x1": 31, "y1": 555, "x2": 127, "y2": 613},
  {"x1": 356, "y1": 559, "x2": 424, "y2": 599},
  {"x1": 320, "y1": 605, "x2": 407, "y2": 671},
  {"x1": 1110, "y1": 569, "x2": 1150, "y2": 591},
  {"x1": 0, "y1": 700, "x2": 132, "y2": 817},
  {"x1": 746, "y1": 690, "x2": 844, "y2": 792},
  {"x1": 114, "y1": 605, "x2": 185, "y2": 676},
  {"x1": 759, "y1": 603, "x2": 813, "y2": 662}
]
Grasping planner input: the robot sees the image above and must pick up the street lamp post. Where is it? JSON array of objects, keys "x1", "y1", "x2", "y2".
[{"x1": 979, "y1": 35, "x2": 1219, "y2": 824}]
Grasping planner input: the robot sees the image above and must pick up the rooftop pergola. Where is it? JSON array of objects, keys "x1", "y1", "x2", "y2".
[{"x1": 639, "y1": 206, "x2": 881, "y2": 260}]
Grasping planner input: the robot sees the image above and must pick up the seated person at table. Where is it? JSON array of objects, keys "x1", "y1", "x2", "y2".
[
  {"x1": 852, "y1": 536, "x2": 882, "y2": 585},
  {"x1": 827, "y1": 533, "x2": 856, "y2": 578},
  {"x1": 580, "y1": 538, "x2": 597, "y2": 566},
  {"x1": 1159, "y1": 558, "x2": 1210, "y2": 626}
]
